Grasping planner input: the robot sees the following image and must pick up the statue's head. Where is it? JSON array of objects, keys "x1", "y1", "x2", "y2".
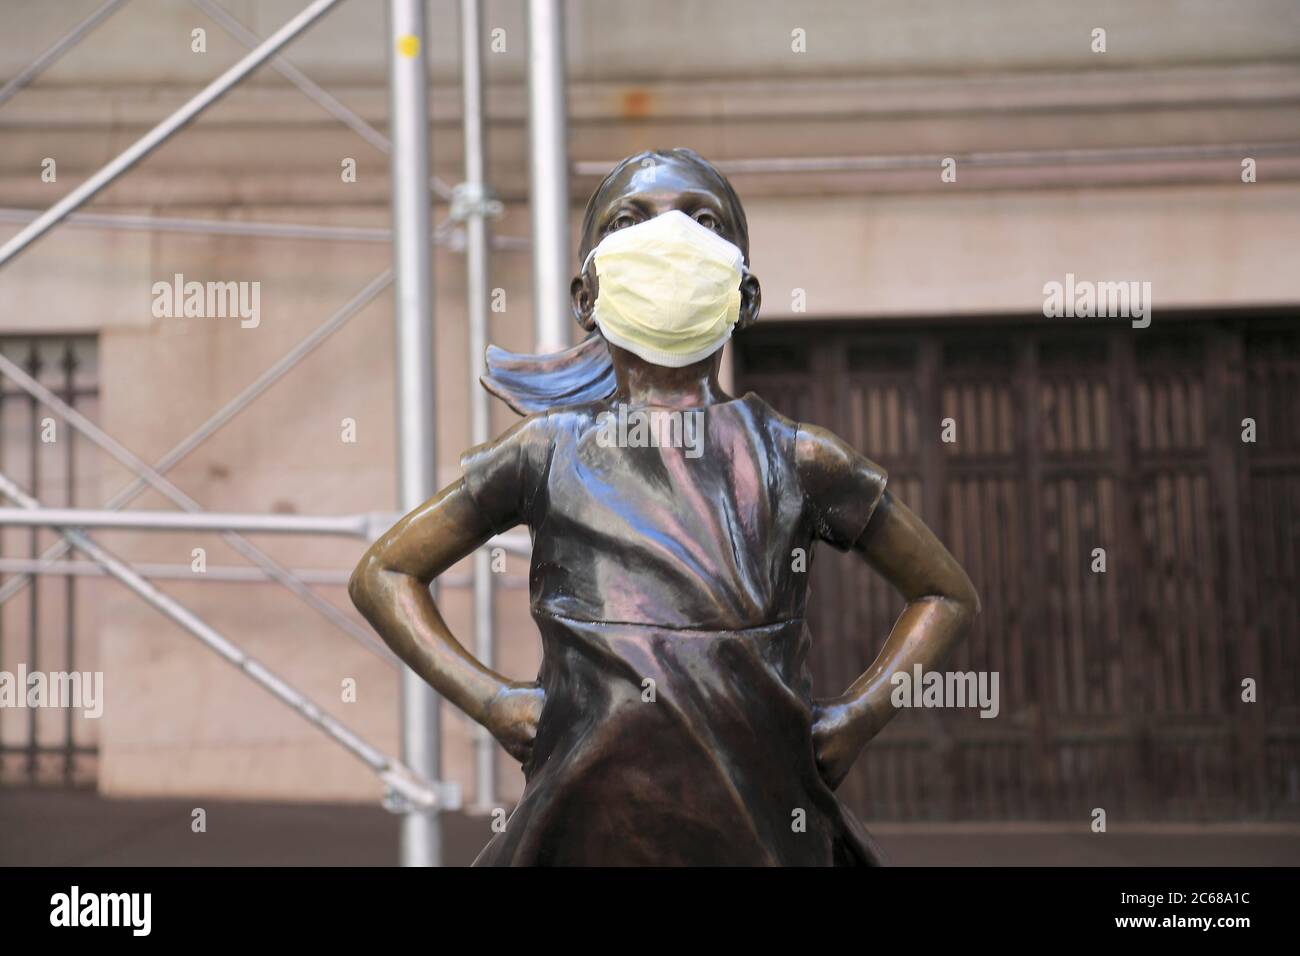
[
  {"x1": 483, "y1": 148, "x2": 759, "y2": 414},
  {"x1": 570, "y1": 148, "x2": 761, "y2": 337}
]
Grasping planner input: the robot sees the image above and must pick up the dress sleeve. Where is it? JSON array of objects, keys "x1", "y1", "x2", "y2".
[
  {"x1": 457, "y1": 413, "x2": 551, "y2": 533},
  {"x1": 794, "y1": 422, "x2": 888, "y2": 552}
]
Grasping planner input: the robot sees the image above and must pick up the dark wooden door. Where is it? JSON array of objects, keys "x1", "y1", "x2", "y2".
[{"x1": 735, "y1": 315, "x2": 1299, "y2": 821}]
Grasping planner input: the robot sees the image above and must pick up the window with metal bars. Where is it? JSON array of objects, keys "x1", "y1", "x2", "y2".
[{"x1": 0, "y1": 336, "x2": 100, "y2": 787}]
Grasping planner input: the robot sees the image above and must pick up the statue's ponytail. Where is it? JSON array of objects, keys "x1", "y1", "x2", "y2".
[{"x1": 481, "y1": 330, "x2": 616, "y2": 415}]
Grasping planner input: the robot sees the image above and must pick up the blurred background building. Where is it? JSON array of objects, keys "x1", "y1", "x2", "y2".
[{"x1": 0, "y1": 0, "x2": 1297, "y2": 864}]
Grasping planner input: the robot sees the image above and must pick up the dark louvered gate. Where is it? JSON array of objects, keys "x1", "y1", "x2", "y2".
[{"x1": 736, "y1": 314, "x2": 1299, "y2": 821}]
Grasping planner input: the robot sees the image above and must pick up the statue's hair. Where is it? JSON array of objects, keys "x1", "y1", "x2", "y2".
[
  {"x1": 481, "y1": 149, "x2": 749, "y2": 415},
  {"x1": 578, "y1": 148, "x2": 750, "y2": 264}
]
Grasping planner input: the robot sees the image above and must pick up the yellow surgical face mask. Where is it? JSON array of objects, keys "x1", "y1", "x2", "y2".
[{"x1": 583, "y1": 209, "x2": 747, "y2": 368}]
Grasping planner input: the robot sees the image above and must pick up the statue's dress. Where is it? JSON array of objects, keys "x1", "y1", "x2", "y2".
[{"x1": 461, "y1": 392, "x2": 888, "y2": 866}]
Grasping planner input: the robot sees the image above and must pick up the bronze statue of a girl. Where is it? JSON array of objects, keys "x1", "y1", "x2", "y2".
[{"x1": 350, "y1": 149, "x2": 979, "y2": 866}]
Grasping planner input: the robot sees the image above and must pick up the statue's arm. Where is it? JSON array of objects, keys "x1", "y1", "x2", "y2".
[
  {"x1": 813, "y1": 491, "x2": 980, "y2": 788},
  {"x1": 348, "y1": 478, "x2": 542, "y2": 763}
]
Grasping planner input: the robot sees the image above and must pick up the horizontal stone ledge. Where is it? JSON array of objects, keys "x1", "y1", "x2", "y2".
[
  {"x1": 3, "y1": 62, "x2": 1298, "y2": 128},
  {"x1": 4, "y1": 157, "x2": 1299, "y2": 209}
]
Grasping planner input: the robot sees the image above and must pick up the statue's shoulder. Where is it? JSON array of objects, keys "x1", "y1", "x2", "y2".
[
  {"x1": 736, "y1": 390, "x2": 791, "y2": 422},
  {"x1": 732, "y1": 391, "x2": 803, "y2": 448}
]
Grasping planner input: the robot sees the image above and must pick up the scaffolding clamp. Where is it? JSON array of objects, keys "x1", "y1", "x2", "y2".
[
  {"x1": 381, "y1": 768, "x2": 463, "y2": 814},
  {"x1": 450, "y1": 182, "x2": 504, "y2": 223}
]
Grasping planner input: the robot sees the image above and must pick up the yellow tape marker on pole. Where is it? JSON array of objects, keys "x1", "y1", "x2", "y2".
[{"x1": 397, "y1": 34, "x2": 420, "y2": 58}]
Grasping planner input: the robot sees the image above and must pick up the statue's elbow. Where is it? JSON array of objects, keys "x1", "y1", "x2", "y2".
[{"x1": 348, "y1": 553, "x2": 380, "y2": 615}]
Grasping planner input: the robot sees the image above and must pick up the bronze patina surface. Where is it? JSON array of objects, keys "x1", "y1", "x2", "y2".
[{"x1": 350, "y1": 149, "x2": 979, "y2": 865}]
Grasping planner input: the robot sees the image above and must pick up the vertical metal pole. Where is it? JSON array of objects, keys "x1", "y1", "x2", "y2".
[
  {"x1": 61, "y1": 346, "x2": 78, "y2": 785},
  {"x1": 459, "y1": 0, "x2": 497, "y2": 812},
  {"x1": 388, "y1": 0, "x2": 442, "y2": 867},
  {"x1": 526, "y1": 0, "x2": 571, "y2": 353},
  {"x1": 25, "y1": 348, "x2": 40, "y2": 782}
]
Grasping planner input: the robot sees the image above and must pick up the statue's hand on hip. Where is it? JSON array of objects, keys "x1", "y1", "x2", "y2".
[
  {"x1": 484, "y1": 682, "x2": 546, "y2": 765},
  {"x1": 811, "y1": 696, "x2": 874, "y2": 791}
]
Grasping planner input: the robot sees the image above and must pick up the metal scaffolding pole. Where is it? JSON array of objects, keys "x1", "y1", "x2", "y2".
[
  {"x1": 0, "y1": 0, "x2": 345, "y2": 268},
  {"x1": 0, "y1": 207, "x2": 391, "y2": 243},
  {"x1": 0, "y1": 556, "x2": 353, "y2": 586},
  {"x1": 0, "y1": 269, "x2": 392, "y2": 607},
  {"x1": 0, "y1": 556, "x2": 513, "y2": 591},
  {"x1": 189, "y1": 0, "x2": 455, "y2": 201},
  {"x1": 0, "y1": 207, "x2": 528, "y2": 249},
  {"x1": 0, "y1": 471, "x2": 453, "y2": 812},
  {"x1": 191, "y1": 0, "x2": 389, "y2": 153},
  {"x1": 0, "y1": 0, "x2": 131, "y2": 109},
  {"x1": 0, "y1": 348, "x2": 399, "y2": 664},
  {"x1": 0, "y1": 506, "x2": 378, "y2": 537},
  {"x1": 388, "y1": 0, "x2": 442, "y2": 867},
  {"x1": 525, "y1": 0, "x2": 571, "y2": 353},
  {"x1": 457, "y1": 0, "x2": 498, "y2": 814},
  {"x1": 0, "y1": 503, "x2": 528, "y2": 557}
]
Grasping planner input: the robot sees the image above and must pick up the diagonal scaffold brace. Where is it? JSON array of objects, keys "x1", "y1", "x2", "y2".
[
  {"x1": 0, "y1": 0, "x2": 347, "y2": 268},
  {"x1": 0, "y1": 470, "x2": 460, "y2": 815}
]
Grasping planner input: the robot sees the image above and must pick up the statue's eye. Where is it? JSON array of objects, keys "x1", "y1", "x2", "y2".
[
  {"x1": 694, "y1": 210, "x2": 721, "y2": 233},
  {"x1": 609, "y1": 212, "x2": 638, "y2": 232}
]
